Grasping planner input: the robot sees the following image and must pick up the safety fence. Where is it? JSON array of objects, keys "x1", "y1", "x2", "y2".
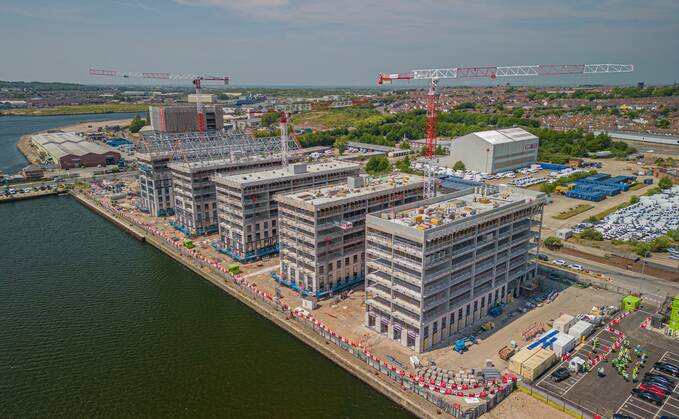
[{"x1": 82, "y1": 191, "x2": 518, "y2": 419}]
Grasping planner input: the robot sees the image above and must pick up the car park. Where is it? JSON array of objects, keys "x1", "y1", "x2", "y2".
[
  {"x1": 632, "y1": 388, "x2": 664, "y2": 406},
  {"x1": 551, "y1": 367, "x2": 571, "y2": 382},
  {"x1": 639, "y1": 383, "x2": 667, "y2": 398},
  {"x1": 654, "y1": 362, "x2": 679, "y2": 377}
]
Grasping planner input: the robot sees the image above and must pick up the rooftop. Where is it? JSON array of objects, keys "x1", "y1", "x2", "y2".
[
  {"x1": 466, "y1": 127, "x2": 538, "y2": 145},
  {"x1": 279, "y1": 174, "x2": 424, "y2": 207},
  {"x1": 213, "y1": 161, "x2": 359, "y2": 186},
  {"x1": 32, "y1": 132, "x2": 116, "y2": 160},
  {"x1": 372, "y1": 185, "x2": 545, "y2": 232}
]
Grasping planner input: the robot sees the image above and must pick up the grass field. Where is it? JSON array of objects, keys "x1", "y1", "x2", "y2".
[
  {"x1": 628, "y1": 182, "x2": 647, "y2": 191},
  {"x1": 0, "y1": 103, "x2": 149, "y2": 116},
  {"x1": 553, "y1": 204, "x2": 594, "y2": 220},
  {"x1": 291, "y1": 107, "x2": 379, "y2": 129}
]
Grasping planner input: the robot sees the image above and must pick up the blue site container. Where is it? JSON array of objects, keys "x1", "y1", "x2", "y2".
[
  {"x1": 585, "y1": 173, "x2": 611, "y2": 182},
  {"x1": 540, "y1": 162, "x2": 569, "y2": 171}
]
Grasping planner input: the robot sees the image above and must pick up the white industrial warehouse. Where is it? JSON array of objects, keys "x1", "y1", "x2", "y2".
[{"x1": 441, "y1": 128, "x2": 539, "y2": 174}]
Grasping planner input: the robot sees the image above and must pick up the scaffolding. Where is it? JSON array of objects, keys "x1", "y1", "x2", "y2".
[{"x1": 138, "y1": 130, "x2": 301, "y2": 166}]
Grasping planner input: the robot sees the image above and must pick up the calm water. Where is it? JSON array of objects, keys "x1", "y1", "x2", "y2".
[
  {"x1": 0, "y1": 113, "x2": 142, "y2": 174},
  {"x1": 0, "y1": 117, "x2": 411, "y2": 418}
]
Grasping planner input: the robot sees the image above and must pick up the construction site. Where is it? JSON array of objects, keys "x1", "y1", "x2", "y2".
[{"x1": 66, "y1": 62, "x2": 679, "y2": 419}]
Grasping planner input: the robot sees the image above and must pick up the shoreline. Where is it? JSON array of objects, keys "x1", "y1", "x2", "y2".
[
  {"x1": 71, "y1": 191, "x2": 448, "y2": 419},
  {"x1": 1, "y1": 109, "x2": 148, "y2": 118}
]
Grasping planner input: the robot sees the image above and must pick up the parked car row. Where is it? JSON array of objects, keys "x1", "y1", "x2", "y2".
[{"x1": 630, "y1": 366, "x2": 678, "y2": 406}]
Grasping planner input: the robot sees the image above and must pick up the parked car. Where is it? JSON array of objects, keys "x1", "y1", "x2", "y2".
[
  {"x1": 568, "y1": 264, "x2": 583, "y2": 271},
  {"x1": 613, "y1": 414, "x2": 634, "y2": 419},
  {"x1": 538, "y1": 254, "x2": 549, "y2": 261},
  {"x1": 552, "y1": 260, "x2": 567, "y2": 266},
  {"x1": 639, "y1": 383, "x2": 667, "y2": 398},
  {"x1": 632, "y1": 388, "x2": 664, "y2": 405},
  {"x1": 643, "y1": 377, "x2": 673, "y2": 393},
  {"x1": 654, "y1": 362, "x2": 679, "y2": 377},
  {"x1": 551, "y1": 367, "x2": 571, "y2": 382}
]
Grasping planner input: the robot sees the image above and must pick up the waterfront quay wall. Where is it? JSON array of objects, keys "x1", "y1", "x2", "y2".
[{"x1": 71, "y1": 191, "x2": 516, "y2": 419}]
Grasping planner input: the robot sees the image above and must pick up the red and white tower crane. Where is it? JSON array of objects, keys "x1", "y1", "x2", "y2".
[
  {"x1": 89, "y1": 69, "x2": 229, "y2": 132},
  {"x1": 378, "y1": 63, "x2": 633, "y2": 198}
]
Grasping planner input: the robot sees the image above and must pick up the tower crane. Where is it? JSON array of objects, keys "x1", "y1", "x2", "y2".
[
  {"x1": 89, "y1": 68, "x2": 229, "y2": 133},
  {"x1": 378, "y1": 63, "x2": 634, "y2": 198}
]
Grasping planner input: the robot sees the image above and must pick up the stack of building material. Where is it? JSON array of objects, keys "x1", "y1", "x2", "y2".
[
  {"x1": 509, "y1": 347, "x2": 541, "y2": 376},
  {"x1": 521, "y1": 349, "x2": 557, "y2": 381},
  {"x1": 553, "y1": 314, "x2": 576, "y2": 334}
]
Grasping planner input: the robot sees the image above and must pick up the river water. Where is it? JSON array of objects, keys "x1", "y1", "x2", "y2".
[{"x1": 0, "y1": 115, "x2": 411, "y2": 418}]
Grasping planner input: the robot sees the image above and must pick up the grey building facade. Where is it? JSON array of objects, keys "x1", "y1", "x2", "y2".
[
  {"x1": 364, "y1": 185, "x2": 545, "y2": 353},
  {"x1": 213, "y1": 161, "x2": 360, "y2": 262}
]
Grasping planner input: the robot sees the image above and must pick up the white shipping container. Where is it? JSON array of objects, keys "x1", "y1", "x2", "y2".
[
  {"x1": 551, "y1": 333, "x2": 576, "y2": 357},
  {"x1": 568, "y1": 320, "x2": 594, "y2": 340}
]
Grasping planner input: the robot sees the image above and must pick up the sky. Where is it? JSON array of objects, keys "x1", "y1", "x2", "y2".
[{"x1": 1, "y1": 0, "x2": 678, "y2": 87}]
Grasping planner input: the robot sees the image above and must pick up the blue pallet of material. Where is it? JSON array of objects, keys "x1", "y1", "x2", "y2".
[
  {"x1": 542, "y1": 336, "x2": 558, "y2": 348},
  {"x1": 527, "y1": 330, "x2": 559, "y2": 350}
]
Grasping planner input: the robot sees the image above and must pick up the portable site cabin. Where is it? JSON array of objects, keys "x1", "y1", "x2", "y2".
[
  {"x1": 623, "y1": 295, "x2": 641, "y2": 311},
  {"x1": 568, "y1": 320, "x2": 594, "y2": 341},
  {"x1": 551, "y1": 334, "x2": 576, "y2": 358},
  {"x1": 553, "y1": 314, "x2": 576, "y2": 334},
  {"x1": 669, "y1": 294, "x2": 679, "y2": 332}
]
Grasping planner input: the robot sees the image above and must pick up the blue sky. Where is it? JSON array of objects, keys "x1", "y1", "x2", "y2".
[{"x1": 1, "y1": 0, "x2": 678, "y2": 87}]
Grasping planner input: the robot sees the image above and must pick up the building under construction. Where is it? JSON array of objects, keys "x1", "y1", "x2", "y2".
[
  {"x1": 213, "y1": 161, "x2": 361, "y2": 262},
  {"x1": 275, "y1": 174, "x2": 424, "y2": 298},
  {"x1": 150, "y1": 105, "x2": 224, "y2": 133},
  {"x1": 364, "y1": 185, "x2": 545, "y2": 353},
  {"x1": 137, "y1": 130, "x2": 300, "y2": 227}
]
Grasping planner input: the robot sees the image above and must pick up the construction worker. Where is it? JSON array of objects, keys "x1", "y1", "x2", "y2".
[
  {"x1": 622, "y1": 370, "x2": 629, "y2": 382},
  {"x1": 592, "y1": 337, "x2": 599, "y2": 351},
  {"x1": 597, "y1": 367, "x2": 605, "y2": 377}
]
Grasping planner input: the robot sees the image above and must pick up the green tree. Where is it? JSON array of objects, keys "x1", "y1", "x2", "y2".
[
  {"x1": 628, "y1": 195, "x2": 640, "y2": 205},
  {"x1": 650, "y1": 236, "x2": 673, "y2": 252},
  {"x1": 128, "y1": 114, "x2": 148, "y2": 133},
  {"x1": 659, "y1": 176, "x2": 673, "y2": 189},
  {"x1": 655, "y1": 118, "x2": 670, "y2": 129},
  {"x1": 579, "y1": 228, "x2": 603, "y2": 241},
  {"x1": 544, "y1": 236, "x2": 563, "y2": 250},
  {"x1": 261, "y1": 111, "x2": 280, "y2": 127},
  {"x1": 453, "y1": 160, "x2": 466, "y2": 171},
  {"x1": 512, "y1": 108, "x2": 525, "y2": 118},
  {"x1": 365, "y1": 156, "x2": 391, "y2": 175},
  {"x1": 399, "y1": 141, "x2": 411, "y2": 150},
  {"x1": 632, "y1": 241, "x2": 651, "y2": 257}
]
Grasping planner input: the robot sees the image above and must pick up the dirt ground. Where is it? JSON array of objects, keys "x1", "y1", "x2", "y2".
[{"x1": 480, "y1": 391, "x2": 572, "y2": 419}]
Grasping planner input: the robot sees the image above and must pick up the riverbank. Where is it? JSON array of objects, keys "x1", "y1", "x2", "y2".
[
  {"x1": 1, "y1": 104, "x2": 148, "y2": 117},
  {"x1": 15, "y1": 118, "x2": 134, "y2": 167},
  {"x1": 71, "y1": 191, "x2": 452, "y2": 419}
]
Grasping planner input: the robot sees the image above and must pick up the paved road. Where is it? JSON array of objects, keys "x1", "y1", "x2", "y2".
[{"x1": 541, "y1": 248, "x2": 679, "y2": 299}]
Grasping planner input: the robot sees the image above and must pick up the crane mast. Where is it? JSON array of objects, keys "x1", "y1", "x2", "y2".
[
  {"x1": 378, "y1": 63, "x2": 633, "y2": 198},
  {"x1": 89, "y1": 68, "x2": 229, "y2": 133}
]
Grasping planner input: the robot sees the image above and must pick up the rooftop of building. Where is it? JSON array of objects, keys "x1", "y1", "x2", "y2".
[
  {"x1": 461, "y1": 127, "x2": 538, "y2": 145},
  {"x1": 213, "y1": 161, "x2": 359, "y2": 186},
  {"x1": 278, "y1": 174, "x2": 424, "y2": 207},
  {"x1": 370, "y1": 185, "x2": 545, "y2": 233},
  {"x1": 32, "y1": 132, "x2": 116, "y2": 159}
]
